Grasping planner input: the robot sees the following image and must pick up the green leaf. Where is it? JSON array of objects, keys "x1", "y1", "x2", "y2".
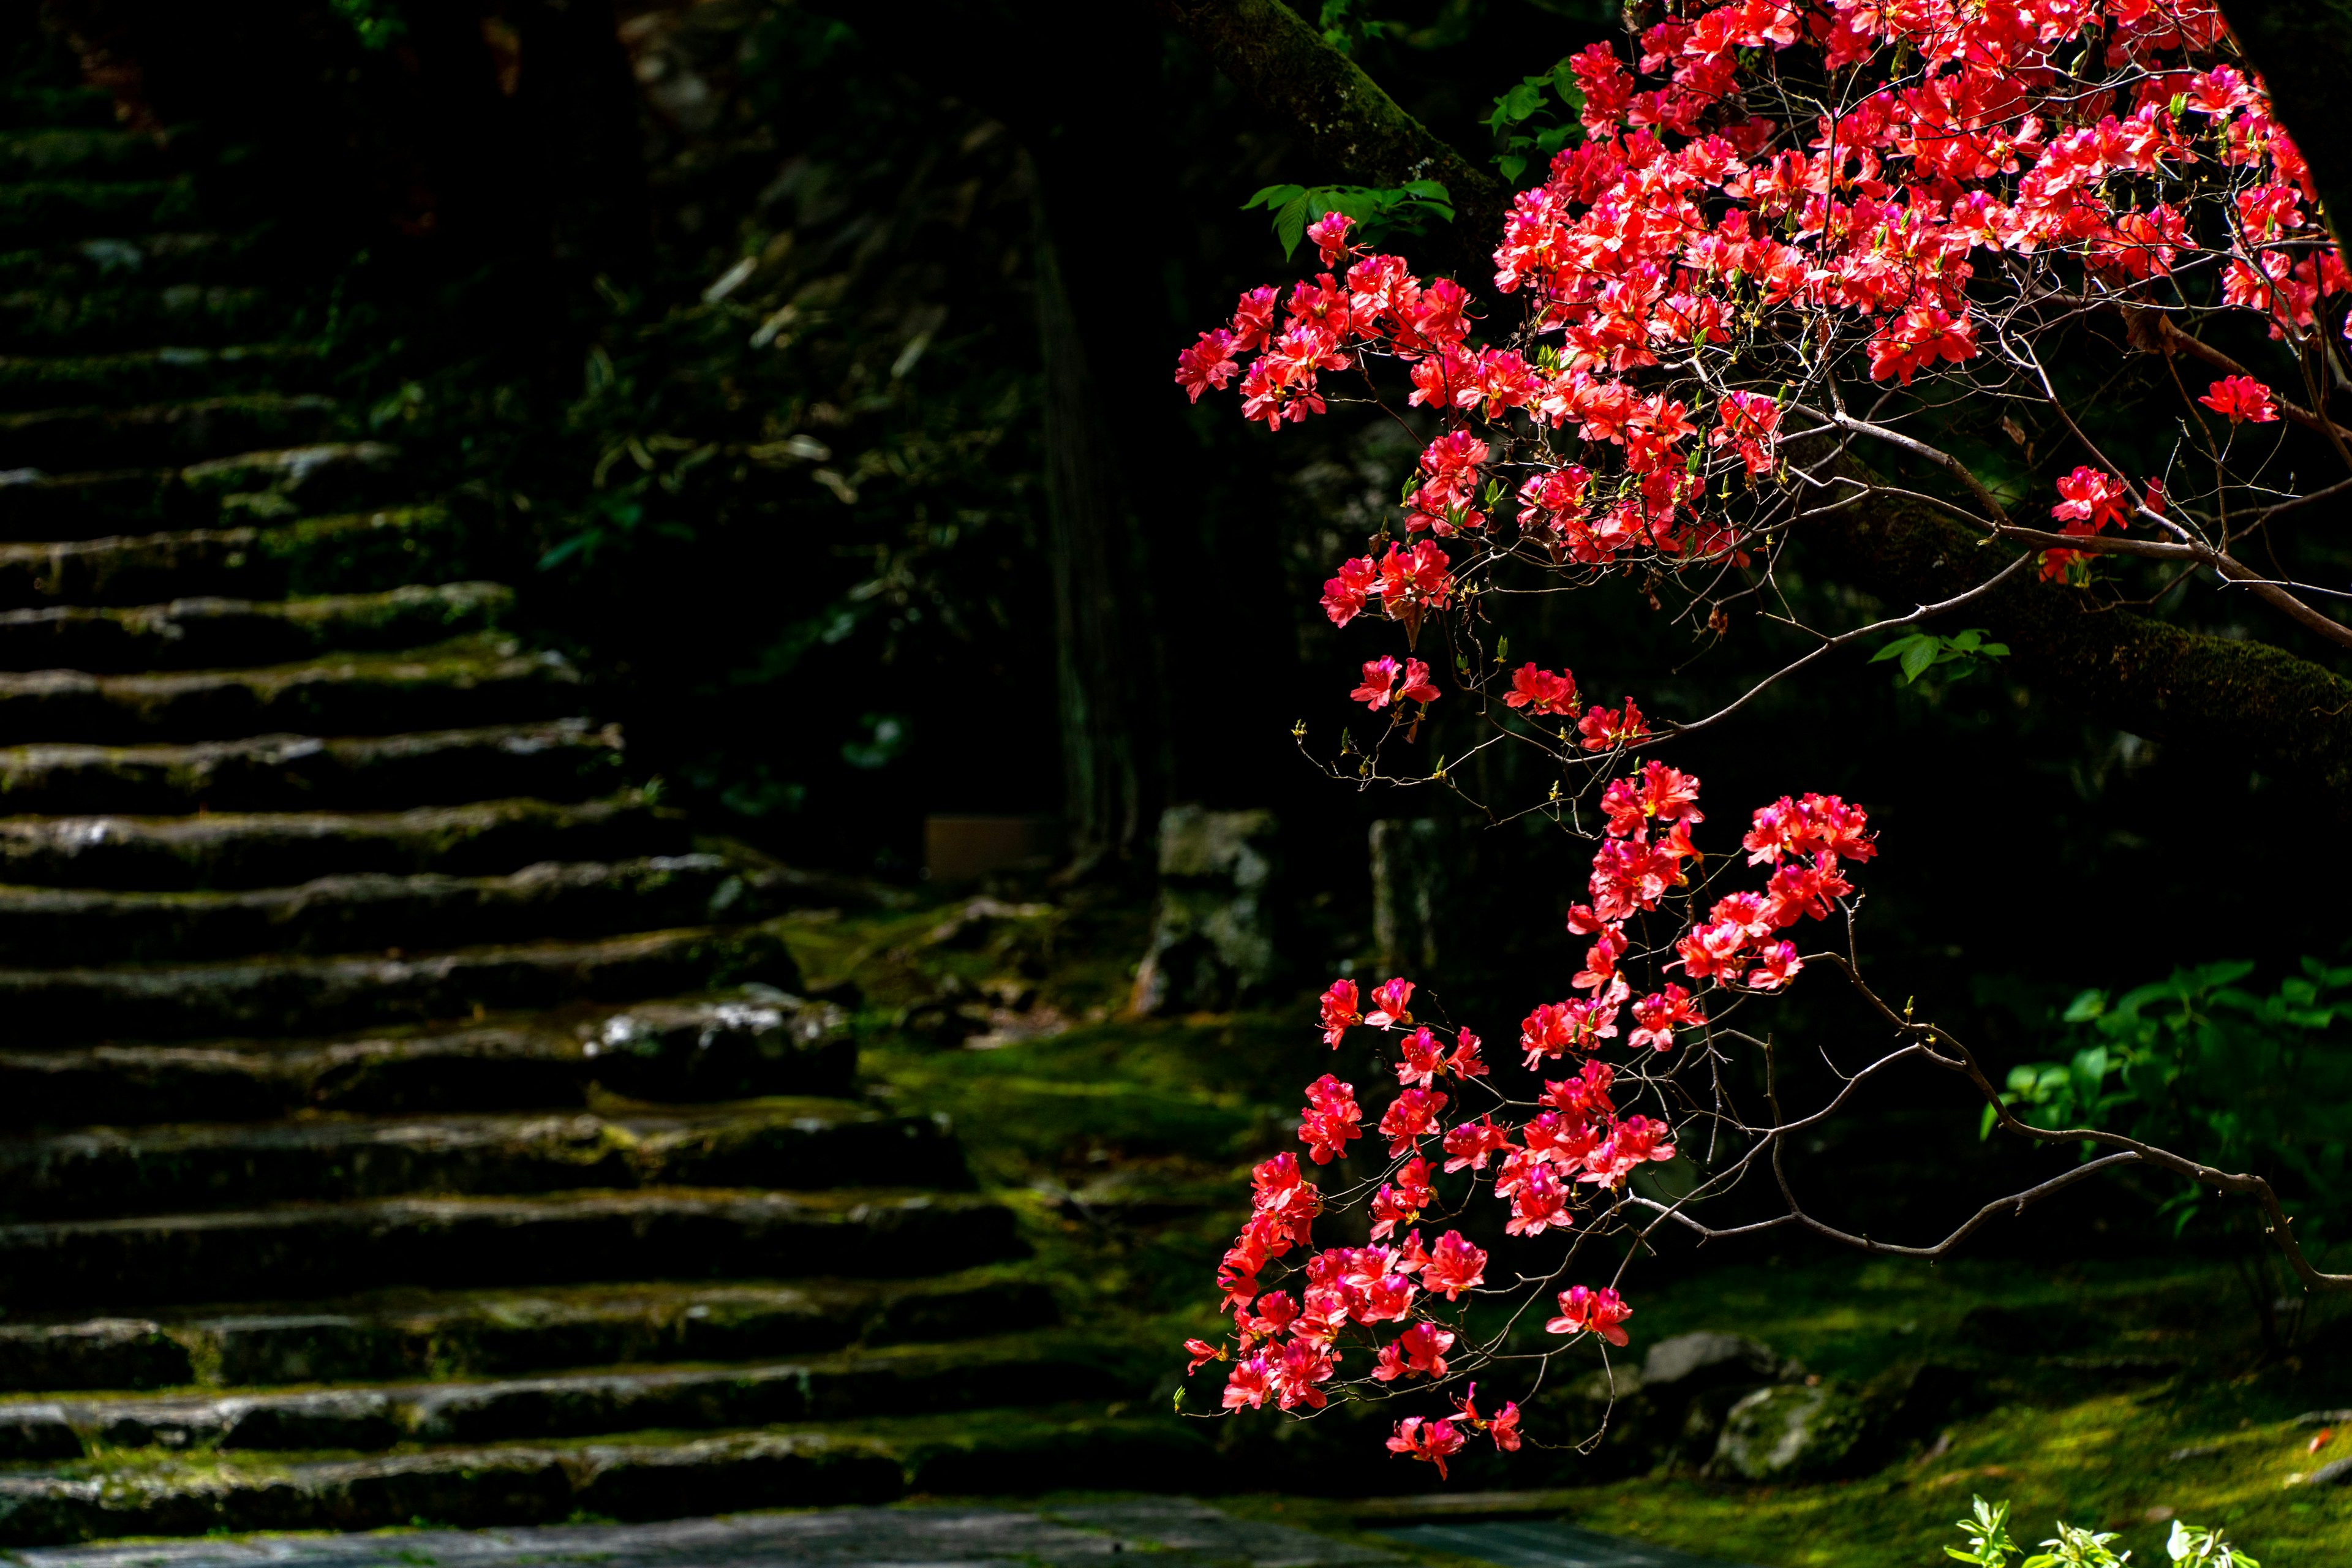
[
  {"x1": 1242, "y1": 184, "x2": 1305, "y2": 212},
  {"x1": 1869, "y1": 631, "x2": 1926, "y2": 663},
  {"x1": 2061, "y1": 987, "x2": 2106, "y2": 1023},
  {"x1": 1899, "y1": 636, "x2": 1940, "y2": 684},
  {"x1": 1274, "y1": 194, "x2": 1311, "y2": 259},
  {"x1": 1498, "y1": 153, "x2": 1529, "y2": 181},
  {"x1": 1504, "y1": 81, "x2": 1545, "y2": 121}
]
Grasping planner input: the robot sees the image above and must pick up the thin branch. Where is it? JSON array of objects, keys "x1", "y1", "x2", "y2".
[{"x1": 1991, "y1": 524, "x2": 2352, "y2": 649}]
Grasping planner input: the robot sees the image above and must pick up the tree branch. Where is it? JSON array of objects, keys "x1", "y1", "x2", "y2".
[
  {"x1": 1153, "y1": 1, "x2": 2352, "y2": 815},
  {"x1": 1804, "y1": 461, "x2": 2352, "y2": 817}
]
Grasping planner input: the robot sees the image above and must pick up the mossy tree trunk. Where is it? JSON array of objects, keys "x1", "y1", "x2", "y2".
[{"x1": 1028, "y1": 167, "x2": 1157, "y2": 874}]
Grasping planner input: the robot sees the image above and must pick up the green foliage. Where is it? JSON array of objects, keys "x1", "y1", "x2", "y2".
[
  {"x1": 1871, "y1": 626, "x2": 2010, "y2": 685},
  {"x1": 2165, "y1": 1520, "x2": 2260, "y2": 1568},
  {"x1": 1485, "y1": 57, "x2": 1586, "y2": 182},
  {"x1": 477, "y1": 0, "x2": 1058, "y2": 864},
  {"x1": 1314, "y1": 0, "x2": 1400, "y2": 55},
  {"x1": 1949, "y1": 1496, "x2": 2022, "y2": 1567},
  {"x1": 1242, "y1": 181, "x2": 1453, "y2": 258},
  {"x1": 327, "y1": 0, "x2": 407, "y2": 50},
  {"x1": 1991, "y1": 957, "x2": 2352, "y2": 1238},
  {"x1": 1946, "y1": 1499, "x2": 2256, "y2": 1568},
  {"x1": 2025, "y1": 1521, "x2": 2131, "y2": 1567}
]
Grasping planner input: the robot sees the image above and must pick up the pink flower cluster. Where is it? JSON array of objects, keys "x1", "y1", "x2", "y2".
[
  {"x1": 1175, "y1": 0, "x2": 2346, "y2": 715},
  {"x1": 1191, "y1": 767, "x2": 1871, "y2": 1478}
]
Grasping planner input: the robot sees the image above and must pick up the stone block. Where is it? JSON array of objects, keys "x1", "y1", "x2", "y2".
[{"x1": 1129, "y1": 806, "x2": 1280, "y2": 1014}]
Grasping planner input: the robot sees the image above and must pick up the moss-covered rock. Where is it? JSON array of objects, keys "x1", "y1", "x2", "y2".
[{"x1": 1707, "y1": 1382, "x2": 1867, "y2": 1482}]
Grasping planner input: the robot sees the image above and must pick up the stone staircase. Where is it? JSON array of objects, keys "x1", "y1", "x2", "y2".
[{"x1": 0, "y1": 28, "x2": 1183, "y2": 1547}]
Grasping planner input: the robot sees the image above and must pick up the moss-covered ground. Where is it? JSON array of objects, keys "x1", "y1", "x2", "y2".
[{"x1": 775, "y1": 889, "x2": 2352, "y2": 1567}]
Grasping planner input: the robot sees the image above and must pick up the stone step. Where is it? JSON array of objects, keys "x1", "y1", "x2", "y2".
[
  {"x1": 0, "y1": 229, "x2": 301, "y2": 295},
  {"x1": 0, "y1": 177, "x2": 204, "y2": 246},
  {"x1": 0, "y1": 445, "x2": 405, "y2": 539},
  {"x1": 0, "y1": 718, "x2": 625, "y2": 815},
  {"x1": 0, "y1": 504, "x2": 465, "y2": 605},
  {"x1": 0, "y1": 394, "x2": 338, "y2": 470},
  {"x1": 0, "y1": 127, "x2": 168, "y2": 181},
  {"x1": 0, "y1": 919, "x2": 802, "y2": 1043},
  {"x1": 0, "y1": 633, "x2": 579, "y2": 745},
  {"x1": 0, "y1": 790, "x2": 684, "y2": 889},
  {"x1": 0, "y1": 1187, "x2": 1022, "y2": 1308},
  {"x1": 0, "y1": 1101, "x2": 970, "y2": 1221},
  {"x1": 17, "y1": 1333, "x2": 1124, "y2": 1455},
  {"x1": 0, "y1": 344, "x2": 326, "y2": 413},
  {"x1": 0, "y1": 853, "x2": 813, "y2": 964},
  {"x1": 0, "y1": 1407, "x2": 1206, "y2": 1544},
  {"x1": 0, "y1": 88, "x2": 118, "y2": 132},
  {"x1": 0, "y1": 581, "x2": 513, "y2": 673},
  {"x1": 0, "y1": 282, "x2": 301, "y2": 353},
  {"x1": 0, "y1": 992, "x2": 859, "y2": 1129},
  {"x1": 0, "y1": 1269, "x2": 1055, "y2": 1390}
]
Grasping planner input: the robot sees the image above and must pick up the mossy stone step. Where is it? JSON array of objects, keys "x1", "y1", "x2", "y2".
[
  {"x1": 0, "y1": 128, "x2": 169, "y2": 181},
  {"x1": 0, "y1": 505, "x2": 466, "y2": 606},
  {"x1": 20, "y1": 1333, "x2": 1125, "y2": 1454},
  {"x1": 0, "y1": 1099, "x2": 968, "y2": 1220},
  {"x1": 0, "y1": 633, "x2": 579, "y2": 745},
  {"x1": 0, "y1": 394, "x2": 337, "y2": 470},
  {"x1": 0, "y1": 581, "x2": 513, "y2": 673},
  {"x1": 0, "y1": 919, "x2": 802, "y2": 1042},
  {"x1": 0, "y1": 718, "x2": 624, "y2": 815},
  {"x1": 0, "y1": 853, "x2": 812, "y2": 963},
  {"x1": 0, "y1": 992, "x2": 859, "y2": 1128},
  {"x1": 0, "y1": 790, "x2": 683, "y2": 889},
  {"x1": 0, "y1": 1269, "x2": 1054, "y2": 1390},
  {"x1": 0, "y1": 1409, "x2": 1212, "y2": 1544},
  {"x1": 0, "y1": 88, "x2": 118, "y2": 132},
  {"x1": 0, "y1": 344, "x2": 326, "y2": 413},
  {"x1": 0, "y1": 282, "x2": 300, "y2": 353},
  {"x1": 0, "y1": 445, "x2": 405, "y2": 539},
  {"x1": 0, "y1": 177, "x2": 203, "y2": 244},
  {"x1": 0, "y1": 1187, "x2": 1022, "y2": 1308},
  {"x1": 0, "y1": 228, "x2": 304, "y2": 295}
]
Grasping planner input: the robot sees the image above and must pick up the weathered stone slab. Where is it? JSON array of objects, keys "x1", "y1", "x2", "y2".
[{"x1": 0, "y1": 1189, "x2": 1020, "y2": 1308}]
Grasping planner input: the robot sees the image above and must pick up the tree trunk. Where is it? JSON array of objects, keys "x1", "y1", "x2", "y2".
[
  {"x1": 2222, "y1": 2, "x2": 2352, "y2": 252},
  {"x1": 1028, "y1": 160, "x2": 1155, "y2": 873}
]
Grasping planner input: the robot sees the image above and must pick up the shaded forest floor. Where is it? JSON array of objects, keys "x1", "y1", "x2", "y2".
[{"x1": 769, "y1": 883, "x2": 2352, "y2": 1568}]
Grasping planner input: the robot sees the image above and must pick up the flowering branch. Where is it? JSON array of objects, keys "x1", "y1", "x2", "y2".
[{"x1": 1168, "y1": 0, "x2": 2352, "y2": 1480}]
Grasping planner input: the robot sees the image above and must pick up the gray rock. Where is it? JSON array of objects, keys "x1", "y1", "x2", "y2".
[
  {"x1": 0, "y1": 1404, "x2": 80, "y2": 1461},
  {"x1": 1548, "y1": 1336, "x2": 1804, "y2": 1477},
  {"x1": 1708, "y1": 1382, "x2": 1866, "y2": 1482},
  {"x1": 1643, "y1": 1331, "x2": 1790, "y2": 1391},
  {"x1": 2307, "y1": 1457, "x2": 2352, "y2": 1487},
  {"x1": 1129, "y1": 807, "x2": 1280, "y2": 1014}
]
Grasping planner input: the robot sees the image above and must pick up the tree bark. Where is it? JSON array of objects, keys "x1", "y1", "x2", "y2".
[
  {"x1": 1810, "y1": 478, "x2": 2352, "y2": 805},
  {"x1": 1028, "y1": 159, "x2": 1155, "y2": 873},
  {"x1": 1158, "y1": 0, "x2": 2352, "y2": 816},
  {"x1": 2220, "y1": 2, "x2": 2352, "y2": 251}
]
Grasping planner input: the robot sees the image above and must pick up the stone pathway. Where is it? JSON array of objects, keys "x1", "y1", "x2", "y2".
[
  {"x1": 1379, "y1": 1521, "x2": 1760, "y2": 1568},
  {"x1": 0, "y1": 15, "x2": 1183, "y2": 1550},
  {"x1": 0, "y1": 1500, "x2": 1398, "y2": 1568}
]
